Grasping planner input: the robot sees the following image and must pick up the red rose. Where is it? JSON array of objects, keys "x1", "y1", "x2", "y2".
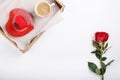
[{"x1": 95, "y1": 32, "x2": 109, "y2": 42}]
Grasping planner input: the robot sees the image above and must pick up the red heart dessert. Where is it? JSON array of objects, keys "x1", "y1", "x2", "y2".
[{"x1": 5, "y1": 8, "x2": 34, "y2": 37}]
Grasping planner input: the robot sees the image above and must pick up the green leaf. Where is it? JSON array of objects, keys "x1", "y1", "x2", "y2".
[
  {"x1": 93, "y1": 40, "x2": 100, "y2": 50},
  {"x1": 103, "y1": 46, "x2": 111, "y2": 54},
  {"x1": 95, "y1": 53, "x2": 101, "y2": 60},
  {"x1": 88, "y1": 62, "x2": 97, "y2": 73},
  {"x1": 91, "y1": 50, "x2": 100, "y2": 54},
  {"x1": 95, "y1": 68, "x2": 101, "y2": 75},
  {"x1": 91, "y1": 50, "x2": 96, "y2": 54},
  {"x1": 102, "y1": 57, "x2": 107, "y2": 61},
  {"x1": 100, "y1": 62, "x2": 106, "y2": 75},
  {"x1": 101, "y1": 62, "x2": 106, "y2": 69},
  {"x1": 104, "y1": 42, "x2": 108, "y2": 49},
  {"x1": 102, "y1": 47, "x2": 105, "y2": 51},
  {"x1": 106, "y1": 59, "x2": 115, "y2": 66},
  {"x1": 100, "y1": 68, "x2": 106, "y2": 75},
  {"x1": 91, "y1": 50, "x2": 101, "y2": 60}
]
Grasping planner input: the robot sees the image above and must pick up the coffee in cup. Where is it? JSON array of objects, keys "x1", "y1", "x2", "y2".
[{"x1": 35, "y1": 1, "x2": 51, "y2": 17}]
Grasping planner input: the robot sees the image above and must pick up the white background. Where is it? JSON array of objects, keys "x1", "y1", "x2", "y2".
[{"x1": 0, "y1": 0, "x2": 120, "y2": 80}]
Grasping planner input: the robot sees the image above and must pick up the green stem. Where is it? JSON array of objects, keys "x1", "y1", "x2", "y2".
[
  {"x1": 100, "y1": 56, "x2": 104, "y2": 80},
  {"x1": 100, "y1": 42, "x2": 104, "y2": 80},
  {"x1": 102, "y1": 75, "x2": 104, "y2": 80}
]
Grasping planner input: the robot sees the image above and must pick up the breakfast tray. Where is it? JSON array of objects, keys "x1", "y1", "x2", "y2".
[{"x1": 0, "y1": 0, "x2": 65, "y2": 53}]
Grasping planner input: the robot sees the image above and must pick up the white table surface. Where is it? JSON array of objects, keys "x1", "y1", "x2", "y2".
[{"x1": 0, "y1": 0, "x2": 120, "y2": 80}]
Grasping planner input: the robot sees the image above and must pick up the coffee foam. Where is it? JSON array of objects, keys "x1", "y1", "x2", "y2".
[{"x1": 36, "y1": 2, "x2": 50, "y2": 17}]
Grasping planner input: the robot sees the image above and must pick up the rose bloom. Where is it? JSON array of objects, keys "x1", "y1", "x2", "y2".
[{"x1": 95, "y1": 32, "x2": 109, "y2": 42}]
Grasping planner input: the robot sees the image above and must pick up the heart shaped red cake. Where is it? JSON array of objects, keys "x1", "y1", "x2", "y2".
[{"x1": 5, "y1": 8, "x2": 34, "y2": 37}]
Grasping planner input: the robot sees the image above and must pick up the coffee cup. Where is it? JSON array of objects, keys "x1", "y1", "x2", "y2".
[{"x1": 35, "y1": 1, "x2": 54, "y2": 17}]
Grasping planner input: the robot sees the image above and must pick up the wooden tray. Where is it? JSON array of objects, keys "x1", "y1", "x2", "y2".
[{"x1": 0, "y1": 0, "x2": 65, "y2": 53}]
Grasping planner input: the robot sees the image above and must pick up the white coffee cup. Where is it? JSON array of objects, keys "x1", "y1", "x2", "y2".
[{"x1": 35, "y1": 1, "x2": 54, "y2": 17}]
